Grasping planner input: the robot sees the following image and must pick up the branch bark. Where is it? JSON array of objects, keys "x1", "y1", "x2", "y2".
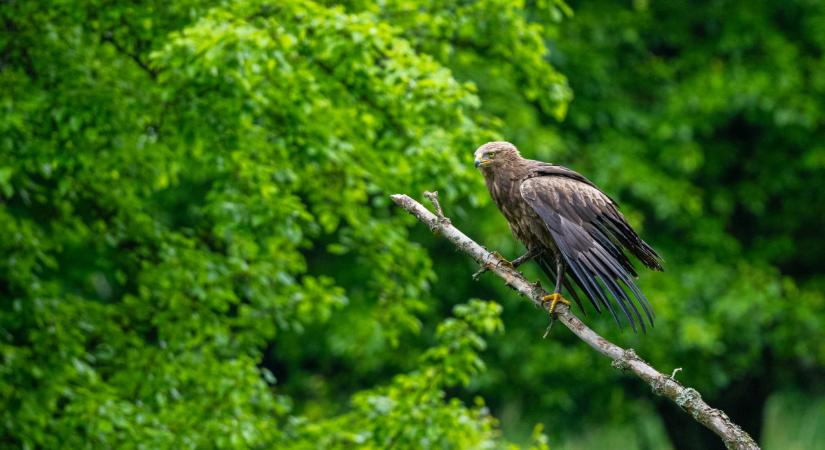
[{"x1": 391, "y1": 192, "x2": 759, "y2": 450}]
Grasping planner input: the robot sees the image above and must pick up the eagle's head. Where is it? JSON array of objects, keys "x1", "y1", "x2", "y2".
[{"x1": 473, "y1": 141, "x2": 520, "y2": 171}]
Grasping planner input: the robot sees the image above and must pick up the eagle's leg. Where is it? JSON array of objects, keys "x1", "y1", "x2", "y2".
[
  {"x1": 491, "y1": 251, "x2": 515, "y2": 269},
  {"x1": 541, "y1": 257, "x2": 570, "y2": 314},
  {"x1": 511, "y1": 248, "x2": 542, "y2": 268},
  {"x1": 473, "y1": 249, "x2": 540, "y2": 280}
]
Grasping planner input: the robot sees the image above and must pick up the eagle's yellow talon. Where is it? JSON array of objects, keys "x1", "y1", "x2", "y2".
[{"x1": 541, "y1": 293, "x2": 570, "y2": 314}]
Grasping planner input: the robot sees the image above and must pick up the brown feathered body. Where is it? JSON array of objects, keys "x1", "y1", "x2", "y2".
[{"x1": 475, "y1": 142, "x2": 663, "y2": 331}]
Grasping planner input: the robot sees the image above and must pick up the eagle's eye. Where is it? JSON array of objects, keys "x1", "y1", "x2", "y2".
[{"x1": 485, "y1": 152, "x2": 496, "y2": 159}]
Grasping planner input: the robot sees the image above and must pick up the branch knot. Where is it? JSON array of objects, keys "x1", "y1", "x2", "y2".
[
  {"x1": 610, "y1": 348, "x2": 638, "y2": 372},
  {"x1": 675, "y1": 387, "x2": 702, "y2": 410}
]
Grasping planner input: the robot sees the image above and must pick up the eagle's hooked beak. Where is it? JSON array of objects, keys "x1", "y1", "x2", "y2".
[{"x1": 474, "y1": 157, "x2": 491, "y2": 168}]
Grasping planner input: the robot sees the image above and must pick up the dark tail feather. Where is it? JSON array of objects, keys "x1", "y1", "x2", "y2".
[
  {"x1": 603, "y1": 216, "x2": 664, "y2": 271},
  {"x1": 592, "y1": 245, "x2": 655, "y2": 328},
  {"x1": 562, "y1": 277, "x2": 586, "y2": 314},
  {"x1": 568, "y1": 257, "x2": 623, "y2": 329}
]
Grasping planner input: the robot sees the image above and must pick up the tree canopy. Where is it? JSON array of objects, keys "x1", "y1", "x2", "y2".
[{"x1": 3, "y1": 0, "x2": 825, "y2": 449}]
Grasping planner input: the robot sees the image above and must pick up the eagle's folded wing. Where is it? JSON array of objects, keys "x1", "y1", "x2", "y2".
[{"x1": 520, "y1": 175, "x2": 660, "y2": 332}]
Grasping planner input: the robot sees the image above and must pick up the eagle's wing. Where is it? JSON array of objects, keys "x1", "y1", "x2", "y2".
[{"x1": 520, "y1": 172, "x2": 661, "y2": 332}]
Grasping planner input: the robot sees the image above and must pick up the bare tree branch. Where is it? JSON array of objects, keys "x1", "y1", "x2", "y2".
[{"x1": 390, "y1": 192, "x2": 760, "y2": 450}]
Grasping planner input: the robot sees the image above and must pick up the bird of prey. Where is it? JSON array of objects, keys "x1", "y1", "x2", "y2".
[{"x1": 474, "y1": 141, "x2": 663, "y2": 332}]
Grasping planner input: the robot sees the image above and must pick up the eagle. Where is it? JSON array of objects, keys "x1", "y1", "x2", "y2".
[{"x1": 474, "y1": 141, "x2": 663, "y2": 332}]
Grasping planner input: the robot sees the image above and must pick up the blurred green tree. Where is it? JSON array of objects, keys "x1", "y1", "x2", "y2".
[
  {"x1": 395, "y1": 0, "x2": 825, "y2": 448},
  {"x1": 0, "y1": 0, "x2": 568, "y2": 448}
]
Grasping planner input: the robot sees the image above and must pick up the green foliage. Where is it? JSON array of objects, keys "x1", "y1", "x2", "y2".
[
  {"x1": 3, "y1": 0, "x2": 825, "y2": 448},
  {"x1": 556, "y1": 0, "x2": 825, "y2": 399},
  {"x1": 286, "y1": 300, "x2": 505, "y2": 449},
  {"x1": 1, "y1": 0, "x2": 566, "y2": 448},
  {"x1": 440, "y1": 0, "x2": 825, "y2": 446}
]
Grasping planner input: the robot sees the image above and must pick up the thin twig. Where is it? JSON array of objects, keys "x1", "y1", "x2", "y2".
[
  {"x1": 423, "y1": 191, "x2": 449, "y2": 224},
  {"x1": 390, "y1": 192, "x2": 759, "y2": 450}
]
